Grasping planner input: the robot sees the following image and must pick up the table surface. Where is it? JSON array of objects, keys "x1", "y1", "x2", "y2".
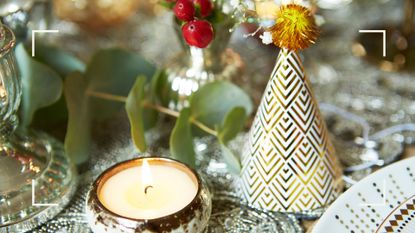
[{"x1": 26, "y1": 0, "x2": 415, "y2": 232}]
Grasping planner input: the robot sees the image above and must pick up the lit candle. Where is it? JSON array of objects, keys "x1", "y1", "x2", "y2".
[
  {"x1": 86, "y1": 157, "x2": 212, "y2": 233},
  {"x1": 99, "y1": 159, "x2": 197, "y2": 219}
]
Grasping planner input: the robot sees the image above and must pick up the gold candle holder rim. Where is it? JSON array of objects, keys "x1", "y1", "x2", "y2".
[{"x1": 90, "y1": 156, "x2": 203, "y2": 222}]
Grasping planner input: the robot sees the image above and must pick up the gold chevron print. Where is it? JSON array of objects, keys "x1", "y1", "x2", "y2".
[{"x1": 241, "y1": 49, "x2": 343, "y2": 213}]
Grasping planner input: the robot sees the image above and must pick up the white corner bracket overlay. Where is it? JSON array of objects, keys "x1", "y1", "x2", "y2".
[
  {"x1": 31, "y1": 30, "x2": 60, "y2": 57},
  {"x1": 31, "y1": 179, "x2": 58, "y2": 207},
  {"x1": 358, "y1": 29, "x2": 387, "y2": 57}
]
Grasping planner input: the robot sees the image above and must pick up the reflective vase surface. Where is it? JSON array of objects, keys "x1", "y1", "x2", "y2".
[{"x1": 163, "y1": 16, "x2": 244, "y2": 110}]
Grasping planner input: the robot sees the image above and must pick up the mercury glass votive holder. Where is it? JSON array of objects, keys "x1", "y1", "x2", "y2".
[{"x1": 86, "y1": 157, "x2": 212, "y2": 233}]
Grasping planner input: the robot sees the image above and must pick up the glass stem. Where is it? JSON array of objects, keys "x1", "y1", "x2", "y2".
[
  {"x1": 403, "y1": 0, "x2": 415, "y2": 36},
  {"x1": 189, "y1": 46, "x2": 205, "y2": 75}
]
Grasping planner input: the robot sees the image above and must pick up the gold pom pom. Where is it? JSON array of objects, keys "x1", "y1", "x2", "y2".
[{"x1": 268, "y1": 4, "x2": 319, "y2": 50}]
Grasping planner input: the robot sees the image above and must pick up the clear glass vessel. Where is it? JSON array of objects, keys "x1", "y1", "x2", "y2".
[
  {"x1": 0, "y1": 24, "x2": 76, "y2": 232},
  {"x1": 0, "y1": 0, "x2": 52, "y2": 41}
]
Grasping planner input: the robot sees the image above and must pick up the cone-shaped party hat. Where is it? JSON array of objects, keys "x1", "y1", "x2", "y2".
[{"x1": 241, "y1": 4, "x2": 343, "y2": 213}]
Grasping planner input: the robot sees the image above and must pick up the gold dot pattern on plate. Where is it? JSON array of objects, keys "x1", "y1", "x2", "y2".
[
  {"x1": 376, "y1": 195, "x2": 415, "y2": 233},
  {"x1": 333, "y1": 166, "x2": 415, "y2": 233},
  {"x1": 408, "y1": 167, "x2": 415, "y2": 183}
]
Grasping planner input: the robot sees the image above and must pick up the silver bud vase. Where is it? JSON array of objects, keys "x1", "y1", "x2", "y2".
[{"x1": 163, "y1": 16, "x2": 244, "y2": 110}]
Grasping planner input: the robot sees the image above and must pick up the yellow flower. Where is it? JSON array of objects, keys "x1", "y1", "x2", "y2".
[{"x1": 268, "y1": 4, "x2": 319, "y2": 50}]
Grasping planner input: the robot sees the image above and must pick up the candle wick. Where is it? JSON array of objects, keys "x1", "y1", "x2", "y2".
[{"x1": 144, "y1": 185, "x2": 153, "y2": 194}]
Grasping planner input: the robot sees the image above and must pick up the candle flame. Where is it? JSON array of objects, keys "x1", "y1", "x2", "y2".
[{"x1": 142, "y1": 159, "x2": 153, "y2": 188}]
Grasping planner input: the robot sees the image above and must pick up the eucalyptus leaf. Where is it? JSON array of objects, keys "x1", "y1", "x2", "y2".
[
  {"x1": 151, "y1": 69, "x2": 174, "y2": 107},
  {"x1": 86, "y1": 48, "x2": 156, "y2": 120},
  {"x1": 15, "y1": 44, "x2": 63, "y2": 127},
  {"x1": 126, "y1": 76, "x2": 147, "y2": 152},
  {"x1": 142, "y1": 103, "x2": 159, "y2": 131},
  {"x1": 140, "y1": 70, "x2": 166, "y2": 130},
  {"x1": 31, "y1": 97, "x2": 68, "y2": 135},
  {"x1": 216, "y1": 107, "x2": 246, "y2": 174},
  {"x1": 190, "y1": 81, "x2": 253, "y2": 129},
  {"x1": 31, "y1": 43, "x2": 85, "y2": 130},
  {"x1": 170, "y1": 108, "x2": 196, "y2": 168},
  {"x1": 33, "y1": 42, "x2": 86, "y2": 76},
  {"x1": 64, "y1": 72, "x2": 90, "y2": 164},
  {"x1": 219, "y1": 142, "x2": 241, "y2": 175},
  {"x1": 218, "y1": 107, "x2": 247, "y2": 144}
]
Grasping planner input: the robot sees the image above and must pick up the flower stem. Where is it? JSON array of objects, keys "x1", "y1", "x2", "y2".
[
  {"x1": 87, "y1": 90, "x2": 218, "y2": 136},
  {"x1": 190, "y1": 117, "x2": 218, "y2": 136},
  {"x1": 87, "y1": 90, "x2": 127, "y2": 102}
]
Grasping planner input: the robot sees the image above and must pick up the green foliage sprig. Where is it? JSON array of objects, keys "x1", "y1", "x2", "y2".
[{"x1": 16, "y1": 43, "x2": 252, "y2": 172}]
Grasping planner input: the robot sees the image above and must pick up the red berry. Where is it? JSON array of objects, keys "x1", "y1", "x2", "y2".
[
  {"x1": 193, "y1": 0, "x2": 213, "y2": 17},
  {"x1": 182, "y1": 20, "x2": 214, "y2": 48},
  {"x1": 174, "y1": 0, "x2": 194, "y2": 22}
]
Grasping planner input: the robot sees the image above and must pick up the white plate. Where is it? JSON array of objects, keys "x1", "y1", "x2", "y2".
[{"x1": 312, "y1": 157, "x2": 415, "y2": 233}]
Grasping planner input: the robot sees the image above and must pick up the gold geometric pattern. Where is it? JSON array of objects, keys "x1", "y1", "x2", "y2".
[
  {"x1": 241, "y1": 49, "x2": 343, "y2": 212},
  {"x1": 377, "y1": 195, "x2": 415, "y2": 233}
]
